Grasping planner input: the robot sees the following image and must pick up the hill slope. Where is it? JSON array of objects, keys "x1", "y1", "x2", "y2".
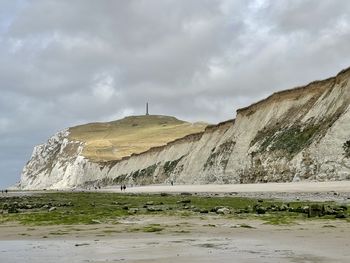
[
  {"x1": 69, "y1": 115, "x2": 207, "y2": 161},
  {"x1": 20, "y1": 67, "x2": 350, "y2": 189}
]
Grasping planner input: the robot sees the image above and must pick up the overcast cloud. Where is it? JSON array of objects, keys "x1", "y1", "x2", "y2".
[{"x1": 1, "y1": 0, "x2": 350, "y2": 188}]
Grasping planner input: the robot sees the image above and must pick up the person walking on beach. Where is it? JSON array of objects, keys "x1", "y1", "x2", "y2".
[
  {"x1": 123, "y1": 185, "x2": 126, "y2": 191},
  {"x1": 120, "y1": 185, "x2": 123, "y2": 192}
]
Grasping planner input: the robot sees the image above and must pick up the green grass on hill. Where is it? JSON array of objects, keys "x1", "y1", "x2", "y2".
[{"x1": 69, "y1": 115, "x2": 207, "y2": 161}]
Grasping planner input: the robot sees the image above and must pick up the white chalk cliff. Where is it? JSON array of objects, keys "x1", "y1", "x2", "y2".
[{"x1": 20, "y1": 67, "x2": 350, "y2": 189}]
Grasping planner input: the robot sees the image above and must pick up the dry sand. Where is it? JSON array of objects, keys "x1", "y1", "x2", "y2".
[
  {"x1": 103, "y1": 181, "x2": 350, "y2": 202},
  {"x1": 108, "y1": 181, "x2": 350, "y2": 193}
]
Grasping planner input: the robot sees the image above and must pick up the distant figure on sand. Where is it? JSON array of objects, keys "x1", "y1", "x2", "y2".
[
  {"x1": 123, "y1": 185, "x2": 126, "y2": 191},
  {"x1": 120, "y1": 185, "x2": 123, "y2": 191},
  {"x1": 171, "y1": 180, "x2": 174, "y2": 186}
]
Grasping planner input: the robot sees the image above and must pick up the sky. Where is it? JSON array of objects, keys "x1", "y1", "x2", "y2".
[{"x1": 1, "y1": 0, "x2": 350, "y2": 188}]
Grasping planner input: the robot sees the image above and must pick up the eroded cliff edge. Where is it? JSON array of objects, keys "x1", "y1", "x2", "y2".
[{"x1": 20, "y1": 67, "x2": 350, "y2": 189}]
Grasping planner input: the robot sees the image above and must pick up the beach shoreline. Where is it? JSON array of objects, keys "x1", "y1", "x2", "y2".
[{"x1": 1, "y1": 182, "x2": 350, "y2": 262}]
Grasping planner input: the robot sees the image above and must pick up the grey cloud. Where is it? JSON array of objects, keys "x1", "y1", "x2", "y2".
[
  {"x1": 1, "y1": 0, "x2": 350, "y2": 187},
  {"x1": 262, "y1": 0, "x2": 350, "y2": 34}
]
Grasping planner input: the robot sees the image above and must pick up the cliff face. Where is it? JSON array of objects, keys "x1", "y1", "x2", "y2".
[{"x1": 20, "y1": 67, "x2": 350, "y2": 189}]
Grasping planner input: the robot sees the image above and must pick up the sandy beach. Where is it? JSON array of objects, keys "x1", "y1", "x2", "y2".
[
  {"x1": 103, "y1": 181, "x2": 350, "y2": 203},
  {"x1": 106, "y1": 181, "x2": 350, "y2": 193},
  {"x1": 1, "y1": 182, "x2": 350, "y2": 262}
]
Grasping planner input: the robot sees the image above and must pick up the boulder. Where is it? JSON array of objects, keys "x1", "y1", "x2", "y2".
[
  {"x1": 48, "y1": 207, "x2": 57, "y2": 212},
  {"x1": 255, "y1": 206, "x2": 266, "y2": 214},
  {"x1": 279, "y1": 204, "x2": 289, "y2": 211},
  {"x1": 210, "y1": 206, "x2": 225, "y2": 213},
  {"x1": 302, "y1": 206, "x2": 310, "y2": 213},
  {"x1": 293, "y1": 206, "x2": 304, "y2": 213},
  {"x1": 268, "y1": 204, "x2": 278, "y2": 212},
  {"x1": 216, "y1": 207, "x2": 230, "y2": 215},
  {"x1": 339, "y1": 205, "x2": 347, "y2": 211},
  {"x1": 7, "y1": 206, "x2": 18, "y2": 213},
  {"x1": 308, "y1": 204, "x2": 325, "y2": 218},
  {"x1": 177, "y1": 199, "x2": 191, "y2": 204},
  {"x1": 128, "y1": 208, "x2": 139, "y2": 214},
  {"x1": 324, "y1": 206, "x2": 337, "y2": 215},
  {"x1": 335, "y1": 213, "x2": 347, "y2": 219},
  {"x1": 147, "y1": 206, "x2": 163, "y2": 212}
]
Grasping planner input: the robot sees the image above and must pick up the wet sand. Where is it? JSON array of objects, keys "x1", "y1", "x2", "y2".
[{"x1": 0, "y1": 216, "x2": 349, "y2": 263}]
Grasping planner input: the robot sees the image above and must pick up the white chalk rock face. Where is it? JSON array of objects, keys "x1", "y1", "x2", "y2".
[
  {"x1": 20, "y1": 129, "x2": 86, "y2": 189},
  {"x1": 20, "y1": 67, "x2": 350, "y2": 189}
]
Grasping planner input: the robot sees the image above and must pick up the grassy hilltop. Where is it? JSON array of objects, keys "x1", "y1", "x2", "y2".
[{"x1": 69, "y1": 115, "x2": 207, "y2": 162}]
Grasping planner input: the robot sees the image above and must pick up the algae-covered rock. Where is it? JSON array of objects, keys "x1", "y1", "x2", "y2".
[
  {"x1": 308, "y1": 204, "x2": 325, "y2": 217},
  {"x1": 216, "y1": 207, "x2": 231, "y2": 215}
]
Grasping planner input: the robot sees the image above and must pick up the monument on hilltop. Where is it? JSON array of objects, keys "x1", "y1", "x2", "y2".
[{"x1": 146, "y1": 102, "x2": 149, "y2": 115}]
